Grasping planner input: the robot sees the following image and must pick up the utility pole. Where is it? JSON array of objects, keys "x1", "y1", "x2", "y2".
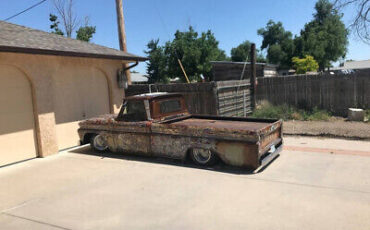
[
  {"x1": 250, "y1": 43, "x2": 257, "y2": 110},
  {"x1": 115, "y1": 0, "x2": 132, "y2": 85}
]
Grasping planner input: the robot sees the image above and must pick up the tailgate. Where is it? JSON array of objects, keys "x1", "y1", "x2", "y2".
[
  {"x1": 255, "y1": 120, "x2": 283, "y2": 172},
  {"x1": 259, "y1": 120, "x2": 283, "y2": 152}
]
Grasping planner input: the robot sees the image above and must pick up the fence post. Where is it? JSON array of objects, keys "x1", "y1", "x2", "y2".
[
  {"x1": 250, "y1": 43, "x2": 257, "y2": 110},
  {"x1": 243, "y1": 90, "x2": 246, "y2": 117}
]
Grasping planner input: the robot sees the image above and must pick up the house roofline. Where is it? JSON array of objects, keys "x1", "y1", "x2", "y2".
[{"x1": 0, "y1": 46, "x2": 148, "y2": 62}]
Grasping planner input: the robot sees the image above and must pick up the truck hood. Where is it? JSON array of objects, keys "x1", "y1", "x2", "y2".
[{"x1": 79, "y1": 114, "x2": 117, "y2": 126}]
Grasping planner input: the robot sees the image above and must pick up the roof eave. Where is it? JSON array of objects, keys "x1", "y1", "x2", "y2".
[{"x1": 0, "y1": 46, "x2": 148, "y2": 62}]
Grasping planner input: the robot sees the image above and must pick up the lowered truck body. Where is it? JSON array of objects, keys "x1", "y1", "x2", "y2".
[{"x1": 78, "y1": 93, "x2": 283, "y2": 171}]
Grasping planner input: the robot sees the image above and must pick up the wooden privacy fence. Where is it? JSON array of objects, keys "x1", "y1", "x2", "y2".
[
  {"x1": 126, "y1": 80, "x2": 252, "y2": 117},
  {"x1": 256, "y1": 71, "x2": 370, "y2": 116}
]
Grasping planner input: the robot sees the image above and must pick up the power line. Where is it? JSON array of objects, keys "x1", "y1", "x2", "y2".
[{"x1": 4, "y1": 0, "x2": 48, "y2": 21}]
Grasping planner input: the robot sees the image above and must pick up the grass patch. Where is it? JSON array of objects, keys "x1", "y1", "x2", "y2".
[{"x1": 250, "y1": 101, "x2": 331, "y2": 121}]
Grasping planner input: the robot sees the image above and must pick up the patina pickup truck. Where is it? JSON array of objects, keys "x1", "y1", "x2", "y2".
[{"x1": 78, "y1": 92, "x2": 283, "y2": 171}]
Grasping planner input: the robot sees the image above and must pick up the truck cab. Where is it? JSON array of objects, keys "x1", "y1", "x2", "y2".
[{"x1": 116, "y1": 92, "x2": 189, "y2": 122}]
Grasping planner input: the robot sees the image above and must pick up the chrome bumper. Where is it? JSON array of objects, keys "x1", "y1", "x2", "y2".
[{"x1": 254, "y1": 142, "x2": 283, "y2": 173}]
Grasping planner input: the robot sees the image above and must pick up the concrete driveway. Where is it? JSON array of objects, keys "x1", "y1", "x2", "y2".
[{"x1": 1, "y1": 136, "x2": 370, "y2": 230}]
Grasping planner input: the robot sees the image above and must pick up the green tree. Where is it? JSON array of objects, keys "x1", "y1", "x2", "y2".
[
  {"x1": 292, "y1": 55, "x2": 319, "y2": 74},
  {"x1": 76, "y1": 17, "x2": 96, "y2": 42},
  {"x1": 197, "y1": 30, "x2": 227, "y2": 78},
  {"x1": 145, "y1": 27, "x2": 226, "y2": 83},
  {"x1": 256, "y1": 52, "x2": 267, "y2": 63},
  {"x1": 49, "y1": 14, "x2": 64, "y2": 36},
  {"x1": 76, "y1": 25, "x2": 96, "y2": 42},
  {"x1": 230, "y1": 40, "x2": 266, "y2": 63},
  {"x1": 164, "y1": 26, "x2": 226, "y2": 82},
  {"x1": 231, "y1": 40, "x2": 252, "y2": 62},
  {"x1": 257, "y1": 20, "x2": 295, "y2": 69},
  {"x1": 144, "y1": 39, "x2": 169, "y2": 83},
  {"x1": 300, "y1": 0, "x2": 348, "y2": 70}
]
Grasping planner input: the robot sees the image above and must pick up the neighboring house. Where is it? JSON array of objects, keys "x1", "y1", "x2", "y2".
[
  {"x1": 131, "y1": 73, "x2": 148, "y2": 84},
  {"x1": 211, "y1": 61, "x2": 277, "y2": 81},
  {"x1": 278, "y1": 69, "x2": 296, "y2": 76},
  {"x1": 0, "y1": 21, "x2": 146, "y2": 166},
  {"x1": 331, "y1": 60, "x2": 370, "y2": 72},
  {"x1": 278, "y1": 69, "x2": 319, "y2": 76},
  {"x1": 340, "y1": 60, "x2": 370, "y2": 70}
]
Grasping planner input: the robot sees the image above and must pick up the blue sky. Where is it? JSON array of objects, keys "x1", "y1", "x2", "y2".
[{"x1": 1, "y1": 0, "x2": 369, "y2": 73}]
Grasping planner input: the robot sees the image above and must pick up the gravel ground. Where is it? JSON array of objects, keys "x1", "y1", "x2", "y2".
[{"x1": 284, "y1": 119, "x2": 370, "y2": 140}]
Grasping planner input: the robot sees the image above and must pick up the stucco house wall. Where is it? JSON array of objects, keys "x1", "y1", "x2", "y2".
[
  {"x1": 0, "y1": 52, "x2": 129, "y2": 160},
  {"x1": 0, "y1": 20, "x2": 146, "y2": 166}
]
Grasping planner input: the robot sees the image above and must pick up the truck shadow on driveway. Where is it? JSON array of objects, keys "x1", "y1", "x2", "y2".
[{"x1": 68, "y1": 145, "x2": 278, "y2": 175}]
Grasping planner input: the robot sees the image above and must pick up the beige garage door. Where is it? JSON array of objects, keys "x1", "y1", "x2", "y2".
[
  {"x1": 54, "y1": 67, "x2": 110, "y2": 150},
  {"x1": 0, "y1": 66, "x2": 37, "y2": 166}
]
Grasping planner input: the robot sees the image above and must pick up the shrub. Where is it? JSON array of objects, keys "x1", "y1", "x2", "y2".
[
  {"x1": 251, "y1": 102, "x2": 295, "y2": 120},
  {"x1": 306, "y1": 107, "x2": 331, "y2": 121},
  {"x1": 251, "y1": 102, "x2": 331, "y2": 121},
  {"x1": 292, "y1": 55, "x2": 319, "y2": 74}
]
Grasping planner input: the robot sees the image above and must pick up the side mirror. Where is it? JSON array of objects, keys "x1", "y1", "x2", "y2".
[{"x1": 117, "y1": 69, "x2": 128, "y2": 90}]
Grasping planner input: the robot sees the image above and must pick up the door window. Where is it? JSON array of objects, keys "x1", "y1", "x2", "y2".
[{"x1": 122, "y1": 100, "x2": 147, "y2": 121}]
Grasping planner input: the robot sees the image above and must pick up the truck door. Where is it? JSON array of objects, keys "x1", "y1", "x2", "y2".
[{"x1": 107, "y1": 100, "x2": 151, "y2": 155}]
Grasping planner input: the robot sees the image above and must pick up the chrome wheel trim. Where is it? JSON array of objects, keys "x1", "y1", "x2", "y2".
[
  {"x1": 192, "y1": 148, "x2": 212, "y2": 164},
  {"x1": 93, "y1": 135, "x2": 108, "y2": 151}
]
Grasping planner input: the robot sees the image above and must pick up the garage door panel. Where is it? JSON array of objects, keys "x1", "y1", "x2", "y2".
[
  {"x1": 0, "y1": 115, "x2": 34, "y2": 135},
  {"x1": 0, "y1": 130, "x2": 36, "y2": 166},
  {"x1": 55, "y1": 122, "x2": 80, "y2": 149},
  {"x1": 54, "y1": 68, "x2": 110, "y2": 150},
  {"x1": 0, "y1": 66, "x2": 37, "y2": 166},
  {"x1": 83, "y1": 73, "x2": 110, "y2": 118}
]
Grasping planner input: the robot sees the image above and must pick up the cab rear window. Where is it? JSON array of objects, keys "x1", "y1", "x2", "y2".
[{"x1": 159, "y1": 99, "x2": 182, "y2": 114}]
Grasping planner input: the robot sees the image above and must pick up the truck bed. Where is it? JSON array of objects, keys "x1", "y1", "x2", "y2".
[
  {"x1": 161, "y1": 114, "x2": 281, "y2": 136},
  {"x1": 170, "y1": 118, "x2": 272, "y2": 132}
]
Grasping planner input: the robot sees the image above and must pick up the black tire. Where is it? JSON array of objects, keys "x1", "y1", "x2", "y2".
[
  {"x1": 190, "y1": 148, "x2": 217, "y2": 166},
  {"x1": 90, "y1": 134, "x2": 108, "y2": 152}
]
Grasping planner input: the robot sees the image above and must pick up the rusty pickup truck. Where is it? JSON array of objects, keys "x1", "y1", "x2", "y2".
[{"x1": 78, "y1": 92, "x2": 283, "y2": 171}]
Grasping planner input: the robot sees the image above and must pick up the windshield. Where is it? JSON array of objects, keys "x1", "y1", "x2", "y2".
[{"x1": 119, "y1": 100, "x2": 147, "y2": 122}]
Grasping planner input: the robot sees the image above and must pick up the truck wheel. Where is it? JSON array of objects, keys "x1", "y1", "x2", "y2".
[
  {"x1": 90, "y1": 134, "x2": 108, "y2": 152},
  {"x1": 190, "y1": 148, "x2": 217, "y2": 166}
]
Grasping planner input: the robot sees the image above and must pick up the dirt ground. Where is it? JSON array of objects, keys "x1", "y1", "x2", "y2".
[{"x1": 284, "y1": 118, "x2": 370, "y2": 140}]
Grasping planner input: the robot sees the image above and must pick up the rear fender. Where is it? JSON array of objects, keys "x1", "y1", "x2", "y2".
[{"x1": 213, "y1": 141, "x2": 259, "y2": 169}]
